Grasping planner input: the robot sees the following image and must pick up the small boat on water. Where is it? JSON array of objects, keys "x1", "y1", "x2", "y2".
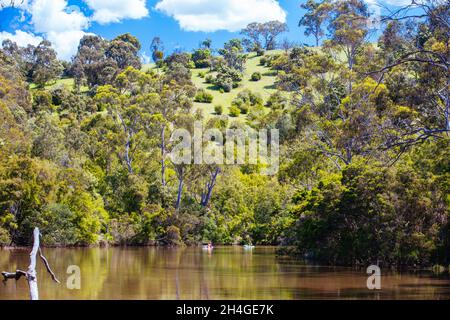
[
  {"x1": 202, "y1": 244, "x2": 214, "y2": 251},
  {"x1": 243, "y1": 245, "x2": 255, "y2": 250}
]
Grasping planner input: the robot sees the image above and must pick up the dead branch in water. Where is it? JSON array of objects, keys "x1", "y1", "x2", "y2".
[{"x1": 1, "y1": 227, "x2": 60, "y2": 300}]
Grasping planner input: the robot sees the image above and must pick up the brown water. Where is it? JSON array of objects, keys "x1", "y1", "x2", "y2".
[{"x1": 0, "y1": 246, "x2": 449, "y2": 300}]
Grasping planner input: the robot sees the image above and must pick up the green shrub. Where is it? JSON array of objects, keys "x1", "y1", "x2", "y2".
[
  {"x1": 0, "y1": 226, "x2": 10, "y2": 246},
  {"x1": 266, "y1": 92, "x2": 289, "y2": 110},
  {"x1": 198, "y1": 71, "x2": 206, "y2": 78},
  {"x1": 233, "y1": 89, "x2": 263, "y2": 107},
  {"x1": 205, "y1": 74, "x2": 214, "y2": 84},
  {"x1": 222, "y1": 81, "x2": 233, "y2": 93},
  {"x1": 192, "y1": 49, "x2": 212, "y2": 68},
  {"x1": 214, "y1": 65, "x2": 242, "y2": 92},
  {"x1": 251, "y1": 72, "x2": 262, "y2": 82},
  {"x1": 260, "y1": 57, "x2": 267, "y2": 66},
  {"x1": 166, "y1": 225, "x2": 182, "y2": 246},
  {"x1": 239, "y1": 104, "x2": 249, "y2": 114},
  {"x1": 231, "y1": 98, "x2": 250, "y2": 114},
  {"x1": 214, "y1": 105, "x2": 223, "y2": 115},
  {"x1": 229, "y1": 105, "x2": 241, "y2": 117},
  {"x1": 256, "y1": 48, "x2": 265, "y2": 57},
  {"x1": 194, "y1": 89, "x2": 214, "y2": 103},
  {"x1": 32, "y1": 90, "x2": 53, "y2": 112}
]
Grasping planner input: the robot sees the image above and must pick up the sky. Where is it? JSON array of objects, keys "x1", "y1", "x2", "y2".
[{"x1": 0, "y1": 0, "x2": 413, "y2": 61}]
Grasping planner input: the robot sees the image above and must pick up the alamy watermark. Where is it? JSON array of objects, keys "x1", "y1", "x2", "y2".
[
  {"x1": 169, "y1": 121, "x2": 280, "y2": 176},
  {"x1": 67, "y1": 265, "x2": 81, "y2": 290},
  {"x1": 367, "y1": 265, "x2": 381, "y2": 290}
]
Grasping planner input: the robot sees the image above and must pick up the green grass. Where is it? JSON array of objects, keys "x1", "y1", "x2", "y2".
[
  {"x1": 30, "y1": 77, "x2": 89, "y2": 93},
  {"x1": 192, "y1": 51, "x2": 280, "y2": 120}
]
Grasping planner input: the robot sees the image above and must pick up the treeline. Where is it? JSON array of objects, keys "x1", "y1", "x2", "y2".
[{"x1": 0, "y1": 0, "x2": 449, "y2": 267}]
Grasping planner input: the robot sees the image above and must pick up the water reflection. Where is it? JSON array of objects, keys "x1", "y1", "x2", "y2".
[{"x1": 0, "y1": 247, "x2": 449, "y2": 300}]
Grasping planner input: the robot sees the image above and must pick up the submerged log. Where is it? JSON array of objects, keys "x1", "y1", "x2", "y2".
[{"x1": 1, "y1": 227, "x2": 60, "y2": 300}]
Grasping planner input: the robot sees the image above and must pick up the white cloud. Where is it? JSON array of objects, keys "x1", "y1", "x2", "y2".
[
  {"x1": 0, "y1": 30, "x2": 43, "y2": 47},
  {"x1": 1, "y1": 0, "x2": 149, "y2": 60},
  {"x1": 30, "y1": 0, "x2": 89, "y2": 34},
  {"x1": 155, "y1": 0, "x2": 286, "y2": 32},
  {"x1": 25, "y1": 0, "x2": 89, "y2": 60},
  {"x1": 85, "y1": 0, "x2": 149, "y2": 24}
]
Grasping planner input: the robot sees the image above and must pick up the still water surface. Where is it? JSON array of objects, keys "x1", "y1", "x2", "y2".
[{"x1": 1, "y1": 246, "x2": 449, "y2": 300}]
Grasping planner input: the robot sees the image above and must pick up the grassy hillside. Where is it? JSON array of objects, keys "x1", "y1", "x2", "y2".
[
  {"x1": 35, "y1": 50, "x2": 282, "y2": 121},
  {"x1": 191, "y1": 51, "x2": 280, "y2": 120}
]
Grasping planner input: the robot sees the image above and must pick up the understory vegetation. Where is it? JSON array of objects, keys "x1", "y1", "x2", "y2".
[{"x1": 0, "y1": 0, "x2": 448, "y2": 267}]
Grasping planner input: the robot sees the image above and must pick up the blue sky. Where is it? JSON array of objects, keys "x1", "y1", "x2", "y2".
[{"x1": 0, "y1": 0, "x2": 411, "y2": 61}]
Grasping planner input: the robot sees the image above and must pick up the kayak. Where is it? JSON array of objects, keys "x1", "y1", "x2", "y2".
[{"x1": 243, "y1": 245, "x2": 255, "y2": 250}]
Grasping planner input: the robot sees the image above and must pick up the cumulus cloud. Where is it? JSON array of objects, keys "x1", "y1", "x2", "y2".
[
  {"x1": 0, "y1": 0, "x2": 150, "y2": 60},
  {"x1": 155, "y1": 0, "x2": 286, "y2": 32},
  {"x1": 0, "y1": 30, "x2": 43, "y2": 47},
  {"x1": 24, "y1": 0, "x2": 89, "y2": 60},
  {"x1": 30, "y1": 0, "x2": 89, "y2": 34},
  {"x1": 85, "y1": 0, "x2": 149, "y2": 24}
]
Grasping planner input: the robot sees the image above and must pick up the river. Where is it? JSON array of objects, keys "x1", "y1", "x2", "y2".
[{"x1": 0, "y1": 246, "x2": 449, "y2": 300}]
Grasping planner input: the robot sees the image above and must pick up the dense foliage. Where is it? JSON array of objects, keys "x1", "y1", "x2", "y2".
[{"x1": 0, "y1": 0, "x2": 448, "y2": 268}]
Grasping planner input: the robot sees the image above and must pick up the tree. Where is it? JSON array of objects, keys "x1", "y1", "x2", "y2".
[
  {"x1": 31, "y1": 40, "x2": 63, "y2": 87},
  {"x1": 201, "y1": 38, "x2": 212, "y2": 49},
  {"x1": 241, "y1": 22, "x2": 263, "y2": 51},
  {"x1": 192, "y1": 48, "x2": 212, "y2": 68},
  {"x1": 299, "y1": 0, "x2": 333, "y2": 46},
  {"x1": 94, "y1": 67, "x2": 155, "y2": 174},
  {"x1": 327, "y1": 0, "x2": 370, "y2": 72},
  {"x1": 106, "y1": 33, "x2": 142, "y2": 70},
  {"x1": 368, "y1": 0, "x2": 450, "y2": 150},
  {"x1": 72, "y1": 34, "x2": 142, "y2": 89},
  {"x1": 218, "y1": 39, "x2": 246, "y2": 71},
  {"x1": 150, "y1": 37, "x2": 165, "y2": 63},
  {"x1": 241, "y1": 21, "x2": 289, "y2": 51},
  {"x1": 260, "y1": 21, "x2": 289, "y2": 50},
  {"x1": 71, "y1": 35, "x2": 111, "y2": 89}
]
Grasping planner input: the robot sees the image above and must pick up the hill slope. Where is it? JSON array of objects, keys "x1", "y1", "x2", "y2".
[{"x1": 35, "y1": 51, "x2": 282, "y2": 121}]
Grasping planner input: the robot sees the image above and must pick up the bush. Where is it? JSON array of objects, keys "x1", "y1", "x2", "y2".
[
  {"x1": 239, "y1": 104, "x2": 249, "y2": 114},
  {"x1": 166, "y1": 225, "x2": 182, "y2": 246},
  {"x1": 266, "y1": 92, "x2": 289, "y2": 110},
  {"x1": 214, "y1": 105, "x2": 223, "y2": 115},
  {"x1": 234, "y1": 89, "x2": 263, "y2": 107},
  {"x1": 229, "y1": 105, "x2": 241, "y2": 117},
  {"x1": 214, "y1": 65, "x2": 243, "y2": 92},
  {"x1": 292, "y1": 159, "x2": 448, "y2": 266},
  {"x1": 32, "y1": 90, "x2": 53, "y2": 112},
  {"x1": 194, "y1": 89, "x2": 214, "y2": 103},
  {"x1": 231, "y1": 98, "x2": 250, "y2": 114},
  {"x1": 0, "y1": 226, "x2": 10, "y2": 246},
  {"x1": 260, "y1": 57, "x2": 267, "y2": 66},
  {"x1": 198, "y1": 71, "x2": 206, "y2": 78},
  {"x1": 256, "y1": 48, "x2": 266, "y2": 57},
  {"x1": 205, "y1": 74, "x2": 214, "y2": 84},
  {"x1": 251, "y1": 72, "x2": 262, "y2": 82},
  {"x1": 221, "y1": 80, "x2": 233, "y2": 93},
  {"x1": 192, "y1": 49, "x2": 212, "y2": 68}
]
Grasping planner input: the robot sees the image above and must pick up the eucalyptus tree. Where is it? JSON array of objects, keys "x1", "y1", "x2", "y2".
[
  {"x1": 31, "y1": 40, "x2": 63, "y2": 87},
  {"x1": 241, "y1": 21, "x2": 288, "y2": 51},
  {"x1": 94, "y1": 67, "x2": 156, "y2": 174}
]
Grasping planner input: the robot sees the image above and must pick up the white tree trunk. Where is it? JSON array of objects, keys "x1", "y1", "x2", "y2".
[{"x1": 27, "y1": 227, "x2": 40, "y2": 300}]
